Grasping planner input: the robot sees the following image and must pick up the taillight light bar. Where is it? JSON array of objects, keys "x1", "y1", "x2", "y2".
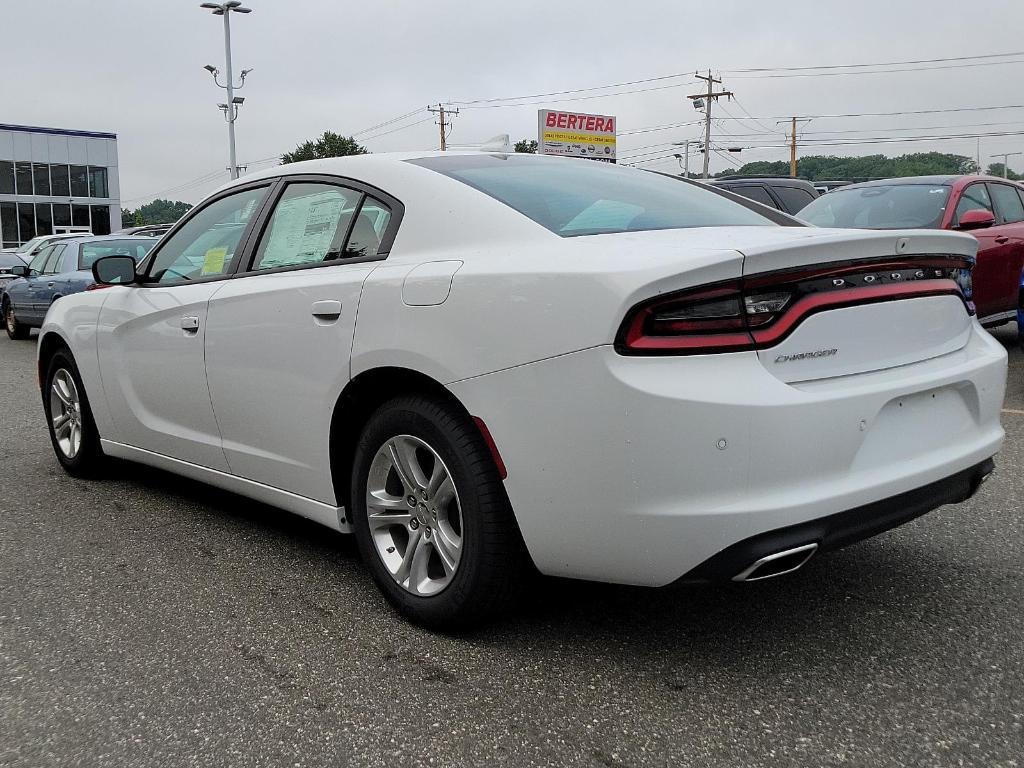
[{"x1": 616, "y1": 255, "x2": 975, "y2": 356}]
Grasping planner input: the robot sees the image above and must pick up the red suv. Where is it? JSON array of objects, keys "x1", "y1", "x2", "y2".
[{"x1": 799, "y1": 174, "x2": 1024, "y2": 326}]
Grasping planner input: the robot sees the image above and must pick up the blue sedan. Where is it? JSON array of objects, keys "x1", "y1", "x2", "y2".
[{"x1": 3, "y1": 236, "x2": 156, "y2": 340}]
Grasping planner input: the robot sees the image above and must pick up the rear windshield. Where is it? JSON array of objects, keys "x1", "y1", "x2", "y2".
[
  {"x1": 408, "y1": 155, "x2": 775, "y2": 237},
  {"x1": 799, "y1": 184, "x2": 951, "y2": 229},
  {"x1": 79, "y1": 239, "x2": 156, "y2": 269}
]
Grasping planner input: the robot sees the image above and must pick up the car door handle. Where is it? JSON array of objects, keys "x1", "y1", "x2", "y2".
[
  {"x1": 180, "y1": 315, "x2": 200, "y2": 332},
  {"x1": 994, "y1": 236, "x2": 1010, "y2": 244},
  {"x1": 311, "y1": 300, "x2": 342, "y2": 320}
]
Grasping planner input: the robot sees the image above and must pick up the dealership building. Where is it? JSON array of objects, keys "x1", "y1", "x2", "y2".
[{"x1": 0, "y1": 123, "x2": 121, "y2": 248}]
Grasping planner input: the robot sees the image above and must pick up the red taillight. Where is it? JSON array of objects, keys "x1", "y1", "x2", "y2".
[
  {"x1": 616, "y1": 256, "x2": 974, "y2": 356},
  {"x1": 472, "y1": 416, "x2": 507, "y2": 480},
  {"x1": 85, "y1": 283, "x2": 112, "y2": 291}
]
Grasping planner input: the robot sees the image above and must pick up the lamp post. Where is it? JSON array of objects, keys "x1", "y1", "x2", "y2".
[{"x1": 200, "y1": 1, "x2": 252, "y2": 180}]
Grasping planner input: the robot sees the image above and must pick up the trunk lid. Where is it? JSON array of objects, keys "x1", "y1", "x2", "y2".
[{"x1": 739, "y1": 228, "x2": 978, "y2": 383}]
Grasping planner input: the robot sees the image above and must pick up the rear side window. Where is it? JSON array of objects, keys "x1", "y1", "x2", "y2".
[
  {"x1": 989, "y1": 183, "x2": 1024, "y2": 224},
  {"x1": 955, "y1": 184, "x2": 994, "y2": 225},
  {"x1": 43, "y1": 245, "x2": 65, "y2": 274},
  {"x1": 344, "y1": 198, "x2": 392, "y2": 259},
  {"x1": 773, "y1": 186, "x2": 815, "y2": 213},
  {"x1": 252, "y1": 183, "x2": 362, "y2": 271},
  {"x1": 727, "y1": 185, "x2": 779, "y2": 209},
  {"x1": 409, "y1": 155, "x2": 773, "y2": 237}
]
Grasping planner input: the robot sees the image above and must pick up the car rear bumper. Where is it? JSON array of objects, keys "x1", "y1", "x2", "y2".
[{"x1": 448, "y1": 322, "x2": 1007, "y2": 586}]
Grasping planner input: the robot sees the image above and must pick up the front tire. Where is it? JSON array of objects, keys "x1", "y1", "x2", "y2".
[
  {"x1": 43, "y1": 350, "x2": 105, "y2": 476},
  {"x1": 5, "y1": 302, "x2": 30, "y2": 340},
  {"x1": 350, "y1": 395, "x2": 526, "y2": 630}
]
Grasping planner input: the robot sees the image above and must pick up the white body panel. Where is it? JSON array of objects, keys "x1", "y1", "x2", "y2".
[
  {"x1": 95, "y1": 283, "x2": 229, "y2": 471},
  {"x1": 37, "y1": 153, "x2": 1008, "y2": 588},
  {"x1": 204, "y1": 263, "x2": 374, "y2": 503},
  {"x1": 449, "y1": 323, "x2": 1005, "y2": 585}
]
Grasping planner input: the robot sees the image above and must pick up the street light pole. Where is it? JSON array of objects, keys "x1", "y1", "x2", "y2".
[
  {"x1": 200, "y1": 1, "x2": 252, "y2": 180},
  {"x1": 990, "y1": 151, "x2": 1023, "y2": 178}
]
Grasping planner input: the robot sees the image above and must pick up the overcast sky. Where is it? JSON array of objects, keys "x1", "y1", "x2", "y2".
[{"x1": 6, "y1": 0, "x2": 1024, "y2": 206}]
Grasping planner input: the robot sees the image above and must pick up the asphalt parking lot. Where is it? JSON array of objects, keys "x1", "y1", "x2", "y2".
[{"x1": 1, "y1": 328, "x2": 1022, "y2": 768}]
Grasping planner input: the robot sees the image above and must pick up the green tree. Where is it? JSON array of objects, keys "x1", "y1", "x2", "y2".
[
  {"x1": 985, "y1": 162, "x2": 1021, "y2": 180},
  {"x1": 718, "y1": 152, "x2": 979, "y2": 181},
  {"x1": 121, "y1": 199, "x2": 192, "y2": 226},
  {"x1": 514, "y1": 139, "x2": 538, "y2": 154},
  {"x1": 281, "y1": 131, "x2": 368, "y2": 164}
]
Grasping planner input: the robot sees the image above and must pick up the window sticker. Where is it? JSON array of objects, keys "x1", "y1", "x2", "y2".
[
  {"x1": 202, "y1": 246, "x2": 227, "y2": 275},
  {"x1": 260, "y1": 191, "x2": 346, "y2": 268}
]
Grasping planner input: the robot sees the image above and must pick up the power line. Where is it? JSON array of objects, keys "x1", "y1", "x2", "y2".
[
  {"x1": 450, "y1": 72, "x2": 698, "y2": 106},
  {"x1": 725, "y1": 50, "x2": 1024, "y2": 74},
  {"x1": 453, "y1": 80, "x2": 699, "y2": 109},
  {"x1": 728, "y1": 58, "x2": 1024, "y2": 80}
]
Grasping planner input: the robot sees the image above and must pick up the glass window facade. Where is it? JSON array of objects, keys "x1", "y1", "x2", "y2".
[
  {"x1": 33, "y1": 164, "x2": 51, "y2": 196},
  {"x1": 0, "y1": 161, "x2": 14, "y2": 195},
  {"x1": 2, "y1": 127, "x2": 119, "y2": 245},
  {"x1": 89, "y1": 167, "x2": 108, "y2": 198},
  {"x1": 70, "y1": 165, "x2": 89, "y2": 197},
  {"x1": 15, "y1": 162, "x2": 33, "y2": 195},
  {"x1": 35, "y1": 203, "x2": 53, "y2": 236},
  {"x1": 1, "y1": 202, "x2": 17, "y2": 247},
  {"x1": 51, "y1": 165, "x2": 71, "y2": 196}
]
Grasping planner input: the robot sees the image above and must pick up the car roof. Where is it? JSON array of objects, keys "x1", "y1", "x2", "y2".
[
  {"x1": 835, "y1": 174, "x2": 1020, "y2": 191},
  {"x1": 54, "y1": 234, "x2": 160, "y2": 248}
]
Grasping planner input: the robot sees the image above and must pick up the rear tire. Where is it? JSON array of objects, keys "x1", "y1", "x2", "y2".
[
  {"x1": 350, "y1": 395, "x2": 526, "y2": 630},
  {"x1": 5, "y1": 302, "x2": 30, "y2": 340},
  {"x1": 43, "y1": 350, "x2": 105, "y2": 476}
]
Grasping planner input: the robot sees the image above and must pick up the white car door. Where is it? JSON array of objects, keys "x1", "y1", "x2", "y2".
[
  {"x1": 204, "y1": 179, "x2": 400, "y2": 504},
  {"x1": 95, "y1": 184, "x2": 271, "y2": 470}
]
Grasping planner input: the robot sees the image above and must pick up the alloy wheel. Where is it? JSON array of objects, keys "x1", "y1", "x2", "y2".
[
  {"x1": 6, "y1": 307, "x2": 14, "y2": 333},
  {"x1": 49, "y1": 369, "x2": 83, "y2": 459},
  {"x1": 365, "y1": 434, "x2": 463, "y2": 596}
]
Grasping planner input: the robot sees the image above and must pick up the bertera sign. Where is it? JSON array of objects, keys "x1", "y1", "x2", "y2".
[{"x1": 538, "y1": 110, "x2": 616, "y2": 162}]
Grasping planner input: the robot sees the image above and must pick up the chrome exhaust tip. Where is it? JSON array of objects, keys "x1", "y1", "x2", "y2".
[{"x1": 732, "y1": 542, "x2": 819, "y2": 582}]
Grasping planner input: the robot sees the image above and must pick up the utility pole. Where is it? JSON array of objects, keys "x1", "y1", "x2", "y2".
[
  {"x1": 428, "y1": 104, "x2": 459, "y2": 151},
  {"x1": 776, "y1": 117, "x2": 812, "y2": 178},
  {"x1": 672, "y1": 140, "x2": 691, "y2": 177},
  {"x1": 200, "y1": 1, "x2": 253, "y2": 180},
  {"x1": 688, "y1": 71, "x2": 732, "y2": 178},
  {"x1": 990, "y1": 151, "x2": 1022, "y2": 178}
]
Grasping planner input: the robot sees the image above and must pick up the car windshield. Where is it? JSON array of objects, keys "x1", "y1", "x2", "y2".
[
  {"x1": 799, "y1": 184, "x2": 951, "y2": 229},
  {"x1": 409, "y1": 155, "x2": 775, "y2": 237},
  {"x1": 79, "y1": 239, "x2": 156, "y2": 270},
  {"x1": 14, "y1": 236, "x2": 47, "y2": 254}
]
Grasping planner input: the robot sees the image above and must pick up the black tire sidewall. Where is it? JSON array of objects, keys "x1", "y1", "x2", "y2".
[
  {"x1": 5, "y1": 302, "x2": 29, "y2": 340},
  {"x1": 350, "y1": 397, "x2": 507, "y2": 629},
  {"x1": 43, "y1": 350, "x2": 103, "y2": 475}
]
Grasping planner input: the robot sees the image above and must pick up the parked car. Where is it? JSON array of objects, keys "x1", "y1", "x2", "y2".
[
  {"x1": 37, "y1": 153, "x2": 1004, "y2": 628},
  {"x1": 799, "y1": 175, "x2": 1024, "y2": 327},
  {"x1": 708, "y1": 175, "x2": 819, "y2": 214},
  {"x1": 3, "y1": 236, "x2": 156, "y2": 339},
  {"x1": 0, "y1": 232, "x2": 93, "y2": 260},
  {"x1": 0, "y1": 252, "x2": 27, "y2": 288},
  {"x1": 116, "y1": 223, "x2": 175, "y2": 238}
]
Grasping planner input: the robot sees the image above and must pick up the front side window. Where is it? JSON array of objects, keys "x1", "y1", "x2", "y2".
[
  {"x1": 147, "y1": 186, "x2": 266, "y2": 284},
  {"x1": 43, "y1": 245, "x2": 65, "y2": 274},
  {"x1": 774, "y1": 186, "x2": 815, "y2": 213},
  {"x1": 727, "y1": 185, "x2": 778, "y2": 209},
  {"x1": 954, "y1": 184, "x2": 994, "y2": 225},
  {"x1": 80, "y1": 239, "x2": 155, "y2": 270},
  {"x1": 252, "y1": 183, "x2": 362, "y2": 271},
  {"x1": 989, "y1": 183, "x2": 1024, "y2": 224},
  {"x1": 409, "y1": 155, "x2": 773, "y2": 237}
]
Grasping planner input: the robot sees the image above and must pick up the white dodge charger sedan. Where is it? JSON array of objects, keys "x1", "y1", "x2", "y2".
[{"x1": 37, "y1": 152, "x2": 1006, "y2": 628}]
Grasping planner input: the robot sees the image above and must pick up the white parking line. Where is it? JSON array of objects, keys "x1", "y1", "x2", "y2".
[{"x1": 1003, "y1": 409, "x2": 1024, "y2": 415}]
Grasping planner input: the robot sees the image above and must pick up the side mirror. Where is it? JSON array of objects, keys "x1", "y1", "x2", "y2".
[
  {"x1": 10, "y1": 265, "x2": 29, "y2": 277},
  {"x1": 92, "y1": 255, "x2": 137, "y2": 285},
  {"x1": 956, "y1": 208, "x2": 995, "y2": 230}
]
